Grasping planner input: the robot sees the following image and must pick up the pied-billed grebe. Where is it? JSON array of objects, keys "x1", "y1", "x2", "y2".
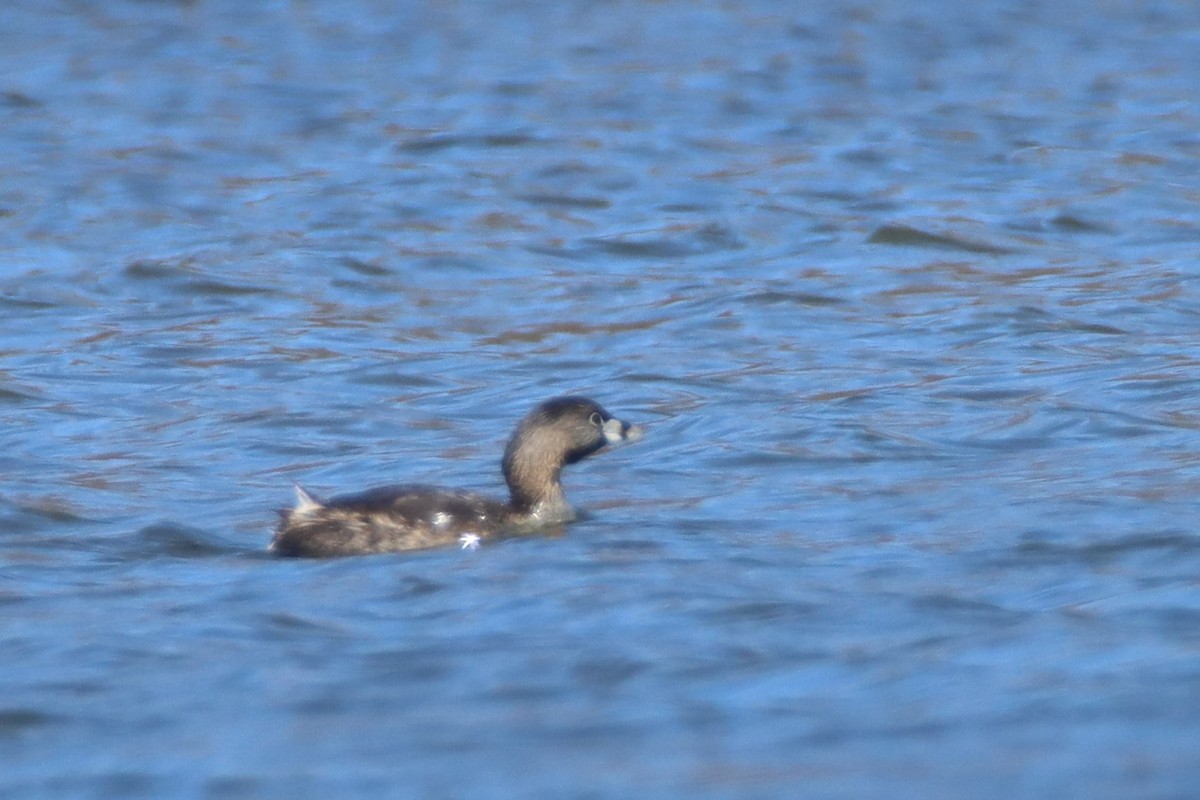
[{"x1": 270, "y1": 396, "x2": 642, "y2": 557}]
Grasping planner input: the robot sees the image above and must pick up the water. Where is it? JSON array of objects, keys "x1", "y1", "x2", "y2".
[{"x1": 2, "y1": 0, "x2": 1200, "y2": 796}]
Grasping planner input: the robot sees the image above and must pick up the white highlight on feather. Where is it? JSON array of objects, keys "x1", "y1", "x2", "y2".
[
  {"x1": 293, "y1": 485, "x2": 322, "y2": 515},
  {"x1": 459, "y1": 533, "x2": 481, "y2": 551}
]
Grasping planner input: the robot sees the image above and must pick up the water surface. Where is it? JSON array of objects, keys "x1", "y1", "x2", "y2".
[{"x1": 2, "y1": 1, "x2": 1200, "y2": 797}]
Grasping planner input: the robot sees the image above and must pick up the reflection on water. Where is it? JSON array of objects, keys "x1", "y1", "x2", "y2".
[{"x1": 3, "y1": 0, "x2": 1200, "y2": 797}]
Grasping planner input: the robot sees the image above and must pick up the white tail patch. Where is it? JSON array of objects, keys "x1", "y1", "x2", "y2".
[{"x1": 293, "y1": 485, "x2": 323, "y2": 515}]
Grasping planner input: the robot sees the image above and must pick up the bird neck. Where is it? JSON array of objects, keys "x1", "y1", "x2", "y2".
[{"x1": 503, "y1": 436, "x2": 571, "y2": 518}]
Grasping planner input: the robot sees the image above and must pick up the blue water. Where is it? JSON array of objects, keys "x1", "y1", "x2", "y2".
[{"x1": 3, "y1": 1, "x2": 1200, "y2": 797}]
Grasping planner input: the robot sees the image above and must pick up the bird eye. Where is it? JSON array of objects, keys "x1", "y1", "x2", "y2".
[{"x1": 589, "y1": 412, "x2": 603, "y2": 427}]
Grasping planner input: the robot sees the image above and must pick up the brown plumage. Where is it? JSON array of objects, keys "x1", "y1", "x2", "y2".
[{"x1": 270, "y1": 396, "x2": 641, "y2": 557}]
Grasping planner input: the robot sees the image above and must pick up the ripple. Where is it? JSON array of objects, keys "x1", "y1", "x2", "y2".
[
  {"x1": 479, "y1": 316, "x2": 669, "y2": 345},
  {"x1": 866, "y1": 223, "x2": 1016, "y2": 254},
  {"x1": 517, "y1": 192, "x2": 612, "y2": 210},
  {"x1": 1017, "y1": 531, "x2": 1200, "y2": 565},
  {"x1": 396, "y1": 132, "x2": 542, "y2": 153},
  {"x1": 0, "y1": 709, "x2": 56, "y2": 735},
  {"x1": 132, "y1": 522, "x2": 244, "y2": 558},
  {"x1": 567, "y1": 223, "x2": 745, "y2": 260}
]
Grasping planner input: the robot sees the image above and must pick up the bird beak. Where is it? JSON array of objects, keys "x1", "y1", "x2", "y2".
[{"x1": 603, "y1": 417, "x2": 643, "y2": 445}]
